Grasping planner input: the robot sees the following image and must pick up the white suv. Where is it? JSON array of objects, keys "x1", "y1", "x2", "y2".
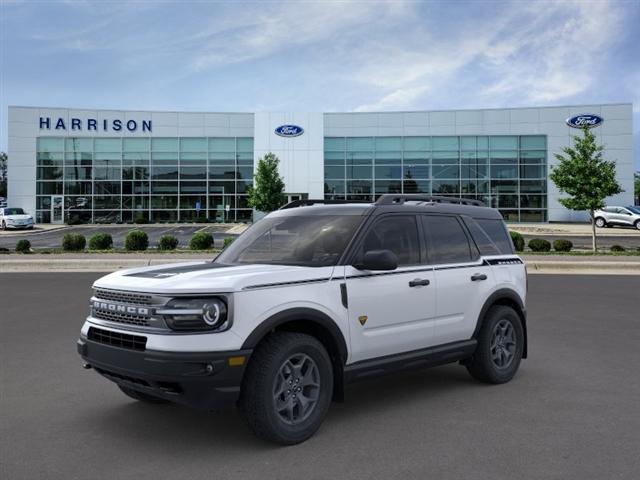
[
  {"x1": 0, "y1": 207, "x2": 34, "y2": 230},
  {"x1": 77, "y1": 195, "x2": 528, "y2": 444},
  {"x1": 594, "y1": 206, "x2": 640, "y2": 230}
]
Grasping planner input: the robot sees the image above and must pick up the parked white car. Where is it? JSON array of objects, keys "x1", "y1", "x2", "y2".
[
  {"x1": 78, "y1": 195, "x2": 528, "y2": 444},
  {"x1": 594, "y1": 206, "x2": 640, "y2": 230},
  {"x1": 1, "y1": 207, "x2": 34, "y2": 230}
]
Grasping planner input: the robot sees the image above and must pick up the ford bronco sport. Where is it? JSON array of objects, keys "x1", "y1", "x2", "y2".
[{"x1": 77, "y1": 194, "x2": 528, "y2": 444}]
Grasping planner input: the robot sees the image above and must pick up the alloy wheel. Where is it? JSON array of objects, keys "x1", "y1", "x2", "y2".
[
  {"x1": 490, "y1": 319, "x2": 517, "y2": 369},
  {"x1": 272, "y1": 353, "x2": 321, "y2": 425}
]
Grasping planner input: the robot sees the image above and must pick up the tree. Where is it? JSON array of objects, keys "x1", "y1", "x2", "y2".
[
  {"x1": 549, "y1": 127, "x2": 623, "y2": 252},
  {"x1": 0, "y1": 152, "x2": 7, "y2": 198},
  {"x1": 247, "y1": 152, "x2": 286, "y2": 213},
  {"x1": 634, "y1": 171, "x2": 640, "y2": 205}
]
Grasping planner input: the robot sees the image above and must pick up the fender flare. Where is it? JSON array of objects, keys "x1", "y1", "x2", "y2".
[
  {"x1": 473, "y1": 288, "x2": 528, "y2": 358},
  {"x1": 241, "y1": 307, "x2": 348, "y2": 363}
]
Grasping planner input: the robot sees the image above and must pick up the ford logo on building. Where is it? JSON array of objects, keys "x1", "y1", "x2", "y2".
[
  {"x1": 275, "y1": 125, "x2": 304, "y2": 137},
  {"x1": 566, "y1": 114, "x2": 603, "y2": 129}
]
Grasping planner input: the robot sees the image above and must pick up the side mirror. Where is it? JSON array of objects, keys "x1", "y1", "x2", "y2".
[{"x1": 355, "y1": 249, "x2": 398, "y2": 271}]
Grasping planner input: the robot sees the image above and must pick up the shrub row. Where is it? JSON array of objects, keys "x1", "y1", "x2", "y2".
[
  {"x1": 49, "y1": 231, "x2": 225, "y2": 251},
  {"x1": 510, "y1": 231, "x2": 575, "y2": 253}
]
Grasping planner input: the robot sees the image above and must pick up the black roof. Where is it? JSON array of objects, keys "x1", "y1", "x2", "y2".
[{"x1": 276, "y1": 195, "x2": 503, "y2": 220}]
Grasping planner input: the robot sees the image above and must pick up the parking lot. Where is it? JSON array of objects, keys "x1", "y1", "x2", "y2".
[
  {"x1": 0, "y1": 224, "x2": 237, "y2": 249},
  {"x1": 1, "y1": 273, "x2": 639, "y2": 479}
]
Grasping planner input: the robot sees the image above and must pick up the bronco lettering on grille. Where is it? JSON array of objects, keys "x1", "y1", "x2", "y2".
[{"x1": 92, "y1": 300, "x2": 149, "y2": 316}]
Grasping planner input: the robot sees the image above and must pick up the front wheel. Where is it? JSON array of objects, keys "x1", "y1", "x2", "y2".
[
  {"x1": 595, "y1": 217, "x2": 606, "y2": 228},
  {"x1": 466, "y1": 305, "x2": 524, "y2": 384},
  {"x1": 240, "y1": 332, "x2": 333, "y2": 445},
  {"x1": 635, "y1": 220, "x2": 640, "y2": 230}
]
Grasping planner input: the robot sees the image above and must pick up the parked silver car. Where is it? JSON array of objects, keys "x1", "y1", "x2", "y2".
[{"x1": 594, "y1": 206, "x2": 640, "y2": 230}]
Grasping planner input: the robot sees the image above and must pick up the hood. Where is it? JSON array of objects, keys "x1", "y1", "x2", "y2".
[{"x1": 93, "y1": 261, "x2": 336, "y2": 294}]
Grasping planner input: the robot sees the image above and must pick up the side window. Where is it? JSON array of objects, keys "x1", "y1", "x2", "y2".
[
  {"x1": 422, "y1": 215, "x2": 473, "y2": 264},
  {"x1": 476, "y1": 218, "x2": 514, "y2": 254},
  {"x1": 360, "y1": 215, "x2": 420, "y2": 266},
  {"x1": 463, "y1": 217, "x2": 501, "y2": 256}
]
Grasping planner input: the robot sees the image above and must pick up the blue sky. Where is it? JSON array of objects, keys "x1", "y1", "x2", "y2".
[{"x1": 1, "y1": 0, "x2": 639, "y2": 168}]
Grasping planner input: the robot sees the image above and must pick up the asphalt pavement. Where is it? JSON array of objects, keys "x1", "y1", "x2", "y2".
[{"x1": 1, "y1": 274, "x2": 639, "y2": 479}]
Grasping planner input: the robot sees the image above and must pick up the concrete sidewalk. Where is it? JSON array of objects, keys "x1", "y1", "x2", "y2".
[{"x1": 1, "y1": 253, "x2": 639, "y2": 274}]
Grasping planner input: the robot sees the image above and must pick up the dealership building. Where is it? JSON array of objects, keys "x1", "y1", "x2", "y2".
[{"x1": 6, "y1": 103, "x2": 634, "y2": 224}]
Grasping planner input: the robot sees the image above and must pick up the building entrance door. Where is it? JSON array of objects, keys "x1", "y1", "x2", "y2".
[{"x1": 51, "y1": 195, "x2": 64, "y2": 224}]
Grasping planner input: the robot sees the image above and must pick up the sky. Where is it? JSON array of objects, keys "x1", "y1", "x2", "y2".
[{"x1": 1, "y1": 0, "x2": 639, "y2": 168}]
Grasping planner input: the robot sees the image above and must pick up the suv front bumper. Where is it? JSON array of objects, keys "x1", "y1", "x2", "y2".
[{"x1": 77, "y1": 337, "x2": 252, "y2": 410}]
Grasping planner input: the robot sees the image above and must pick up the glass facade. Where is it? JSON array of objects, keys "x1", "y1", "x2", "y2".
[
  {"x1": 324, "y1": 135, "x2": 547, "y2": 222},
  {"x1": 36, "y1": 137, "x2": 254, "y2": 223}
]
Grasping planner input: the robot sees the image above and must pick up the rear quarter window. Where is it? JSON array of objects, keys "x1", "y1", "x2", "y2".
[{"x1": 475, "y1": 218, "x2": 514, "y2": 255}]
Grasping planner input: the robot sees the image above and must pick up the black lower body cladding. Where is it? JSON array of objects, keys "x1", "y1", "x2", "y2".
[{"x1": 77, "y1": 337, "x2": 252, "y2": 410}]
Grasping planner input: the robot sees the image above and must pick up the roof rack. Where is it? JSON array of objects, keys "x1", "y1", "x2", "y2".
[
  {"x1": 280, "y1": 199, "x2": 371, "y2": 210},
  {"x1": 375, "y1": 194, "x2": 485, "y2": 207}
]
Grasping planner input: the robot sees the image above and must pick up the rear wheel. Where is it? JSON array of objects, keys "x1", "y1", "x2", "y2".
[
  {"x1": 118, "y1": 385, "x2": 170, "y2": 404},
  {"x1": 635, "y1": 220, "x2": 640, "y2": 230},
  {"x1": 595, "y1": 217, "x2": 606, "y2": 228},
  {"x1": 240, "y1": 332, "x2": 333, "y2": 445},
  {"x1": 466, "y1": 305, "x2": 524, "y2": 384}
]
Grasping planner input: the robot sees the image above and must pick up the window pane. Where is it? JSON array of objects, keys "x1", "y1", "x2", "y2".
[
  {"x1": 403, "y1": 179, "x2": 429, "y2": 193},
  {"x1": 374, "y1": 151, "x2": 401, "y2": 165},
  {"x1": 475, "y1": 218, "x2": 513, "y2": 254},
  {"x1": 152, "y1": 138, "x2": 179, "y2": 151},
  {"x1": 490, "y1": 151, "x2": 518, "y2": 164},
  {"x1": 123, "y1": 138, "x2": 149, "y2": 152},
  {"x1": 237, "y1": 137, "x2": 254, "y2": 152},
  {"x1": 490, "y1": 136, "x2": 518, "y2": 150},
  {"x1": 374, "y1": 180, "x2": 402, "y2": 194},
  {"x1": 209, "y1": 181, "x2": 234, "y2": 194},
  {"x1": 373, "y1": 165, "x2": 400, "y2": 179},
  {"x1": 423, "y1": 215, "x2": 472, "y2": 264},
  {"x1": 375, "y1": 137, "x2": 401, "y2": 151},
  {"x1": 324, "y1": 166, "x2": 344, "y2": 179},
  {"x1": 362, "y1": 216, "x2": 420, "y2": 266},
  {"x1": 520, "y1": 151, "x2": 546, "y2": 164},
  {"x1": 432, "y1": 136, "x2": 459, "y2": 151},
  {"x1": 65, "y1": 138, "x2": 93, "y2": 151},
  {"x1": 180, "y1": 138, "x2": 207, "y2": 152},
  {"x1": 180, "y1": 167, "x2": 206, "y2": 179},
  {"x1": 491, "y1": 165, "x2": 518, "y2": 179},
  {"x1": 520, "y1": 135, "x2": 546, "y2": 149},
  {"x1": 432, "y1": 165, "x2": 459, "y2": 179},
  {"x1": 37, "y1": 167, "x2": 63, "y2": 180},
  {"x1": 403, "y1": 137, "x2": 430, "y2": 150},
  {"x1": 151, "y1": 167, "x2": 178, "y2": 180},
  {"x1": 38, "y1": 137, "x2": 64, "y2": 151},
  {"x1": 209, "y1": 138, "x2": 235, "y2": 152},
  {"x1": 347, "y1": 180, "x2": 372, "y2": 195},
  {"x1": 324, "y1": 138, "x2": 345, "y2": 152},
  {"x1": 403, "y1": 151, "x2": 429, "y2": 163},
  {"x1": 403, "y1": 165, "x2": 429, "y2": 179},
  {"x1": 94, "y1": 138, "x2": 121, "y2": 152},
  {"x1": 324, "y1": 180, "x2": 345, "y2": 195},
  {"x1": 432, "y1": 180, "x2": 459, "y2": 193},
  {"x1": 460, "y1": 137, "x2": 476, "y2": 150},
  {"x1": 346, "y1": 152, "x2": 372, "y2": 165},
  {"x1": 180, "y1": 181, "x2": 207, "y2": 194},
  {"x1": 347, "y1": 137, "x2": 373, "y2": 151},
  {"x1": 324, "y1": 151, "x2": 345, "y2": 166}
]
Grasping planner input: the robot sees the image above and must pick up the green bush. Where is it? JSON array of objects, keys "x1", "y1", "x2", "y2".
[
  {"x1": 88, "y1": 233, "x2": 113, "y2": 250},
  {"x1": 223, "y1": 236, "x2": 235, "y2": 249},
  {"x1": 15, "y1": 239, "x2": 31, "y2": 253},
  {"x1": 134, "y1": 216, "x2": 149, "y2": 224},
  {"x1": 528, "y1": 238, "x2": 551, "y2": 252},
  {"x1": 62, "y1": 233, "x2": 86, "y2": 251},
  {"x1": 189, "y1": 232, "x2": 214, "y2": 250},
  {"x1": 611, "y1": 244, "x2": 625, "y2": 252},
  {"x1": 509, "y1": 231, "x2": 525, "y2": 252},
  {"x1": 125, "y1": 230, "x2": 149, "y2": 251},
  {"x1": 158, "y1": 235, "x2": 179, "y2": 251},
  {"x1": 553, "y1": 239, "x2": 573, "y2": 252}
]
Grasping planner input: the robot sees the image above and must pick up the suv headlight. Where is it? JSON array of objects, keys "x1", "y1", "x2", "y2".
[{"x1": 157, "y1": 297, "x2": 229, "y2": 332}]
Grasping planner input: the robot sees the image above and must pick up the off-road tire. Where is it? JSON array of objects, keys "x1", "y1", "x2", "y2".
[
  {"x1": 118, "y1": 385, "x2": 170, "y2": 404},
  {"x1": 466, "y1": 305, "x2": 524, "y2": 384},
  {"x1": 240, "y1": 332, "x2": 333, "y2": 445}
]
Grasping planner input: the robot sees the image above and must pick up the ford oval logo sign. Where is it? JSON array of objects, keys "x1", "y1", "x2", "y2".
[
  {"x1": 566, "y1": 114, "x2": 603, "y2": 129},
  {"x1": 275, "y1": 125, "x2": 304, "y2": 137}
]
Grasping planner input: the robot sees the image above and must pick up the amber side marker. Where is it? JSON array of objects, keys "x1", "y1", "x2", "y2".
[{"x1": 228, "y1": 356, "x2": 246, "y2": 367}]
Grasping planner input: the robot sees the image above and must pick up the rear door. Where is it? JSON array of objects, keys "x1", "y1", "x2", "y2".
[
  {"x1": 344, "y1": 214, "x2": 436, "y2": 363},
  {"x1": 422, "y1": 215, "x2": 495, "y2": 345}
]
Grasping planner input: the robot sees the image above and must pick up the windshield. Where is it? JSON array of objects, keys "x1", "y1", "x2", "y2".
[
  {"x1": 215, "y1": 214, "x2": 363, "y2": 267},
  {"x1": 3, "y1": 208, "x2": 25, "y2": 215},
  {"x1": 627, "y1": 206, "x2": 640, "y2": 214}
]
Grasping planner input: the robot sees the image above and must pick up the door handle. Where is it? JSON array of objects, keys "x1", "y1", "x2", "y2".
[
  {"x1": 409, "y1": 278, "x2": 430, "y2": 287},
  {"x1": 471, "y1": 273, "x2": 488, "y2": 281}
]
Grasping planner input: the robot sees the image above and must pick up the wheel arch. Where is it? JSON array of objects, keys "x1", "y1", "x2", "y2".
[
  {"x1": 473, "y1": 289, "x2": 528, "y2": 358},
  {"x1": 241, "y1": 307, "x2": 348, "y2": 401}
]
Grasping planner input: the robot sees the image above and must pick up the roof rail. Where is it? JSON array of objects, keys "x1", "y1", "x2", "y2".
[
  {"x1": 280, "y1": 199, "x2": 371, "y2": 210},
  {"x1": 375, "y1": 194, "x2": 485, "y2": 207}
]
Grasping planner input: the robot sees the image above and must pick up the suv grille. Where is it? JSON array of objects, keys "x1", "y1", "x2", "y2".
[
  {"x1": 94, "y1": 289, "x2": 152, "y2": 305},
  {"x1": 92, "y1": 309, "x2": 151, "y2": 327},
  {"x1": 88, "y1": 327, "x2": 147, "y2": 351}
]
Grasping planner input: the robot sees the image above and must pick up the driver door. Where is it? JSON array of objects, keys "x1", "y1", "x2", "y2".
[{"x1": 344, "y1": 215, "x2": 437, "y2": 363}]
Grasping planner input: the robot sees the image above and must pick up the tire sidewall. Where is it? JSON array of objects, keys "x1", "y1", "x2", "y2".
[
  {"x1": 635, "y1": 220, "x2": 640, "y2": 230},
  {"x1": 249, "y1": 335, "x2": 334, "y2": 444},
  {"x1": 595, "y1": 218, "x2": 605, "y2": 228},
  {"x1": 477, "y1": 307, "x2": 524, "y2": 383}
]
